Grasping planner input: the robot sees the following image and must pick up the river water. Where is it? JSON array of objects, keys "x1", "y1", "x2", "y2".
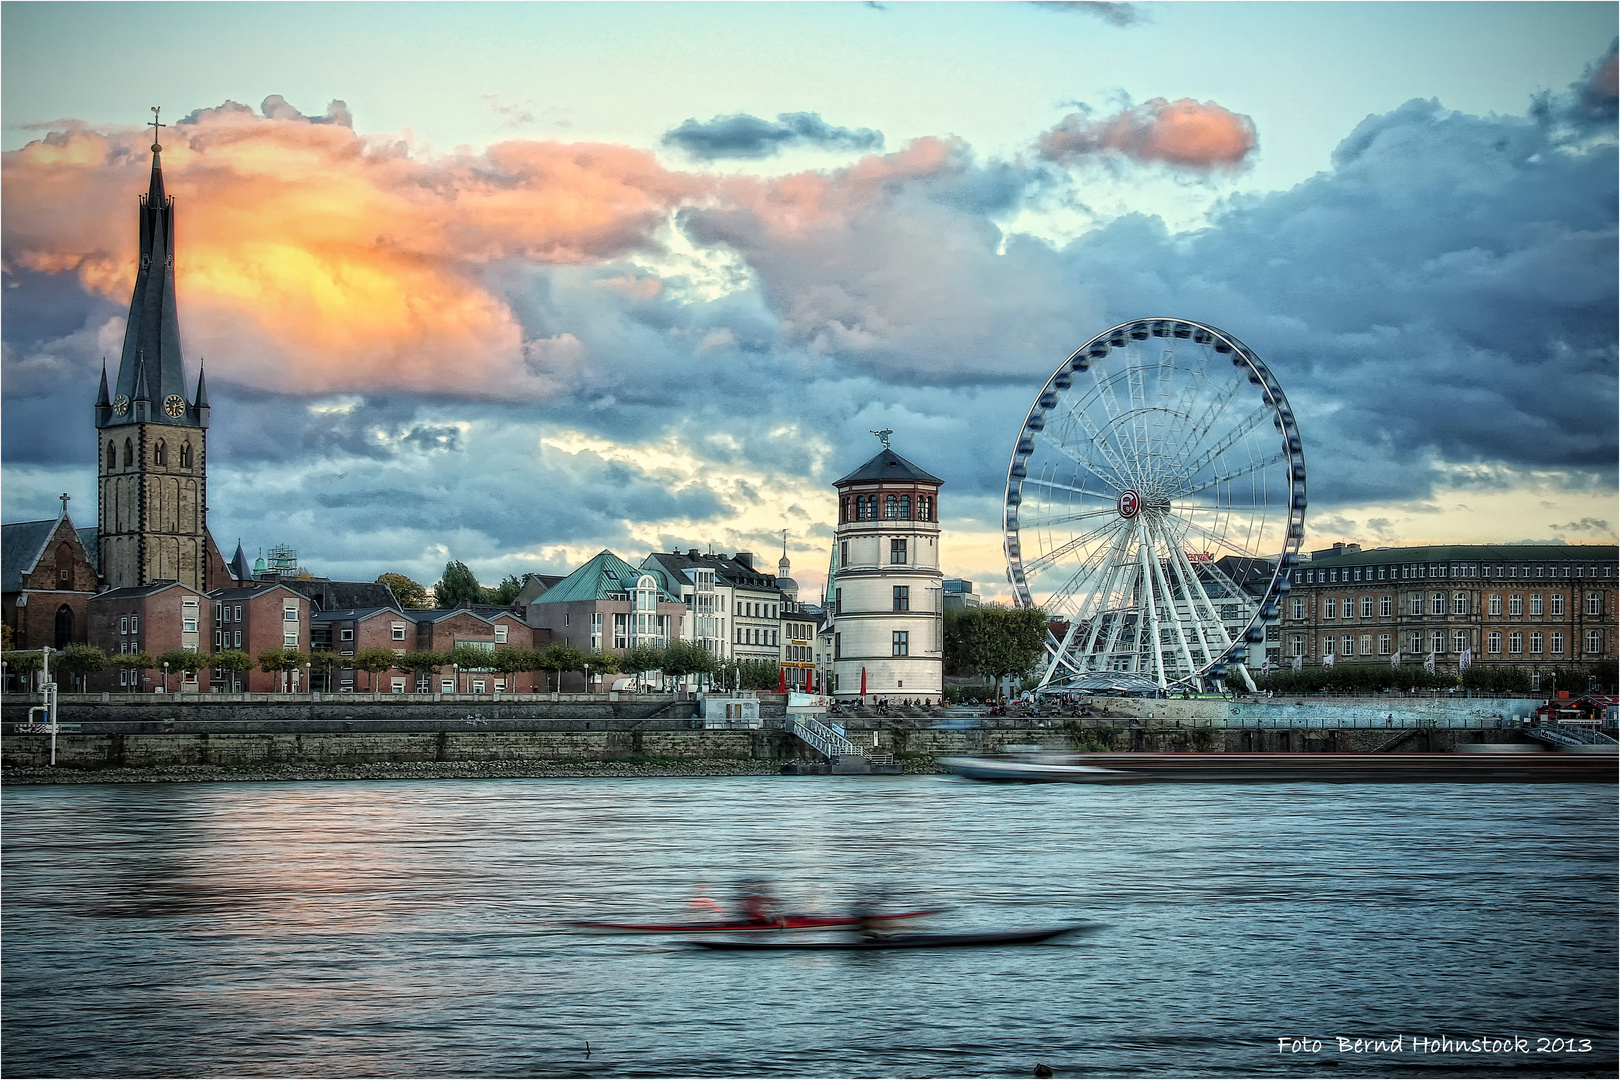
[{"x1": 2, "y1": 776, "x2": 1614, "y2": 1079}]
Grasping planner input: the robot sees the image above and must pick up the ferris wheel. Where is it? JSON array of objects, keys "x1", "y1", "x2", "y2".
[{"x1": 1003, "y1": 319, "x2": 1306, "y2": 693}]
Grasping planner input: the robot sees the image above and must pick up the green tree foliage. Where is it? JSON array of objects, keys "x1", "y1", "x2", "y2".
[
  {"x1": 662, "y1": 640, "x2": 719, "y2": 685},
  {"x1": 212, "y1": 650, "x2": 255, "y2": 693},
  {"x1": 1253, "y1": 663, "x2": 1456, "y2": 695},
  {"x1": 4, "y1": 650, "x2": 45, "y2": 681},
  {"x1": 721, "y1": 658, "x2": 782, "y2": 691},
  {"x1": 1460, "y1": 664, "x2": 1532, "y2": 695},
  {"x1": 448, "y1": 644, "x2": 499, "y2": 672},
  {"x1": 55, "y1": 644, "x2": 108, "y2": 690},
  {"x1": 399, "y1": 650, "x2": 449, "y2": 675},
  {"x1": 353, "y1": 647, "x2": 400, "y2": 690},
  {"x1": 156, "y1": 648, "x2": 207, "y2": 674},
  {"x1": 484, "y1": 574, "x2": 524, "y2": 606},
  {"x1": 433, "y1": 560, "x2": 484, "y2": 609},
  {"x1": 1, "y1": 623, "x2": 15, "y2": 651},
  {"x1": 376, "y1": 572, "x2": 430, "y2": 609},
  {"x1": 534, "y1": 642, "x2": 589, "y2": 690},
  {"x1": 944, "y1": 604, "x2": 1048, "y2": 683},
  {"x1": 307, "y1": 650, "x2": 345, "y2": 684}
]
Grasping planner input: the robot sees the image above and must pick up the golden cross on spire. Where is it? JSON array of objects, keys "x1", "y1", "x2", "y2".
[{"x1": 149, "y1": 106, "x2": 166, "y2": 152}]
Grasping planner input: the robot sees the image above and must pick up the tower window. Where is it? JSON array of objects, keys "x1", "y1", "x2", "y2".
[
  {"x1": 123, "y1": 439, "x2": 134, "y2": 467},
  {"x1": 107, "y1": 442, "x2": 117, "y2": 469},
  {"x1": 892, "y1": 630, "x2": 909, "y2": 656},
  {"x1": 893, "y1": 585, "x2": 910, "y2": 612},
  {"x1": 154, "y1": 440, "x2": 167, "y2": 466},
  {"x1": 890, "y1": 538, "x2": 907, "y2": 564},
  {"x1": 899, "y1": 495, "x2": 911, "y2": 519},
  {"x1": 884, "y1": 495, "x2": 898, "y2": 519},
  {"x1": 180, "y1": 442, "x2": 193, "y2": 468}
]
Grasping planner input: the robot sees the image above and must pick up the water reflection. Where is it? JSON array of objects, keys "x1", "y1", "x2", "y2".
[{"x1": 3, "y1": 777, "x2": 1615, "y2": 1078}]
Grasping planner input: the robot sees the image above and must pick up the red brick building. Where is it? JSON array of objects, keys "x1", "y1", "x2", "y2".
[
  {"x1": 409, "y1": 608, "x2": 543, "y2": 693},
  {"x1": 2, "y1": 513, "x2": 100, "y2": 652},
  {"x1": 208, "y1": 582, "x2": 312, "y2": 692},
  {"x1": 87, "y1": 580, "x2": 212, "y2": 692}
]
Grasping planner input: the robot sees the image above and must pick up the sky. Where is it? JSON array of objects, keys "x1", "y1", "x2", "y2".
[{"x1": 3, "y1": 1, "x2": 1616, "y2": 602}]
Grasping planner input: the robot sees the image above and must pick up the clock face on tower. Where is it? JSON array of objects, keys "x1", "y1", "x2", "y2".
[
  {"x1": 164, "y1": 395, "x2": 185, "y2": 418},
  {"x1": 112, "y1": 395, "x2": 130, "y2": 416}
]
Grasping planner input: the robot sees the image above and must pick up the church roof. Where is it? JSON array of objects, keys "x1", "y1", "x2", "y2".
[
  {"x1": 833, "y1": 447, "x2": 943, "y2": 487},
  {"x1": 2, "y1": 519, "x2": 57, "y2": 593}
]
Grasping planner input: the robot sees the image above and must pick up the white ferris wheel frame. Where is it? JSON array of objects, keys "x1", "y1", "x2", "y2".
[{"x1": 1002, "y1": 318, "x2": 1307, "y2": 692}]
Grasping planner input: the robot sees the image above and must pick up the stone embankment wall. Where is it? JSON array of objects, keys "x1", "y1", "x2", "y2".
[
  {"x1": 0, "y1": 692, "x2": 772, "y2": 726},
  {"x1": 3, "y1": 716, "x2": 1538, "y2": 771}
]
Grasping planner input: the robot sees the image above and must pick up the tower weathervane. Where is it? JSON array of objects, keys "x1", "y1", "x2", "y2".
[
  {"x1": 870, "y1": 428, "x2": 893, "y2": 450},
  {"x1": 149, "y1": 106, "x2": 165, "y2": 153}
]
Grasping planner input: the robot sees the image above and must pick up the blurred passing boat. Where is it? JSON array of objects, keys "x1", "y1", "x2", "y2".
[
  {"x1": 690, "y1": 925, "x2": 1093, "y2": 951},
  {"x1": 941, "y1": 751, "x2": 1618, "y2": 784},
  {"x1": 566, "y1": 908, "x2": 946, "y2": 934}
]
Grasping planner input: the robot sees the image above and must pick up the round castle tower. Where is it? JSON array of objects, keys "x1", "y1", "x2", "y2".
[{"x1": 829, "y1": 434, "x2": 944, "y2": 702}]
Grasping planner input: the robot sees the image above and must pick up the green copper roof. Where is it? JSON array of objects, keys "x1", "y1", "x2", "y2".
[{"x1": 528, "y1": 550, "x2": 680, "y2": 604}]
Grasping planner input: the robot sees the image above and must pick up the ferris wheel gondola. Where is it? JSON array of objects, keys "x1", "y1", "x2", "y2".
[{"x1": 1003, "y1": 319, "x2": 1306, "y2": 693}]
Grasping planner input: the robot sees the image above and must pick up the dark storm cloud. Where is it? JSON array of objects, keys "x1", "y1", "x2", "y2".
[
  {"x1": 662, "y1": 112, "x2": 883, "y2": 160},
  {"x1": 1030, "y1": 2, "x2": 1144, "y2": 27}
]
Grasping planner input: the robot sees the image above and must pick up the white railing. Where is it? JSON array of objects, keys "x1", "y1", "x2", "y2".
[{"x1": 783, "y1": 715, "x2": 861, "y2": 760}]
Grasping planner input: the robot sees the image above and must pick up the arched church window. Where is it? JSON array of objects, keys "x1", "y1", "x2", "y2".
[
  {"x1": 54, "y1": 604, "x2": 74, "y2": 649},
  {"x1": 123, "y1": 439, "x2": 134, "y2": 467},
  {"x1": 180, "y1": 442, "x2": 193, "y2": 469},
  {"x1": 107, "y1": 442, "x2": 117, "y2": 469},
  {"x1": 154, "y1": 440, "x2": 167, "y2": 466},
  {"x1": 884, "y1": 495, "x2": 898, "y2": 519}
]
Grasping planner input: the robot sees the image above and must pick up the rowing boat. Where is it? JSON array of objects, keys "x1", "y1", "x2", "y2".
[
  {"x1": 689, "y1": 925, "x2": 1091, "y2": 951},
  {"x1": 565, "y1": 908, "x2": 947, "y2": 934}
]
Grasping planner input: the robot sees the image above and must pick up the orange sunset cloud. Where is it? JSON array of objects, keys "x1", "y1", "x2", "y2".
[
  {"x1": 1038, "y1": 97, "x2": 1258, "y2": 171},
  {"x1": 3, "y1": 108, "x2": 714, "y2": 397}
]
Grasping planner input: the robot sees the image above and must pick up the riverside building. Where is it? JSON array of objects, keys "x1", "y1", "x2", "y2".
[
  {"x1": 1279, "y1": 542, "x2": 1618, "y2": 683},
  {"x1": 828, "y1": 435, "x2": 944, "y2": 702}
]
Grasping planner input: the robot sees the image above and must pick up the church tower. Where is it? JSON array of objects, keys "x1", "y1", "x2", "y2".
[{"x1": 95, "y1": 110, "x2": 210, "y2": 591}]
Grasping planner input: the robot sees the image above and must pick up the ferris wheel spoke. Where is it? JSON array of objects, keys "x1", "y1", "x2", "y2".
[
  {"x1": 1161, "y1": 373, "x2": 1245, "y2": 478},
  {"x1": 1022, "y1": 517, "x2": 1126, "y2": 577},
  {"x1": 1167, "y1": 513, "x2": 1269, "y2": 561},
  {"x1": 1036, "y1": 429, "x2": 1131, "y2": 493},
  {"x1": 1020, "y1": 473, "x2": 1121, "y2": 504},
  {"x1": 1174, "y1": 449, "x2": 1287, "y2": 500},
  {"x1": 1166, "y1": 405, "x2": 1276, "y2": 490},
  {"x1": 1069, "y1": 380, "x2": 1143, "y2": 488},
  {"x1": 1018, "y1": 506, "x2": 1123, "y2": 530}
]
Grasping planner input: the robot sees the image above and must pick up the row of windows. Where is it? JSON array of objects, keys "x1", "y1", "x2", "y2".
[
  {"x1": 1294, "y1": 592, "x2": 1603, "y2": 620},
  {"x1": 843, "y1": 493, "x2": 936, "y2": 523},
  {"x1": 738, "y1": 627, "x2": 779, "y2": 647},
  {"x1": 737, "y1": 600, "x2": 779, "y2": 618},
  {"x1": 106, "y1": 438, "x2": 195, "y2": 470},
  {"x1": 837, "y1": 538, "x2": 914, "y2": 568},
  {"x1": 1292, "y1": 630, "x2": 1603, "y2": 657},
  {"x1": 1297, "y1": 562, "x2": 1613, "y2": 584}
]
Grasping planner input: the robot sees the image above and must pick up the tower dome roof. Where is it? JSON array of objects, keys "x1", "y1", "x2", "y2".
[{"x1": 833, "y1": 447, "x2": 942, "y2": 487}]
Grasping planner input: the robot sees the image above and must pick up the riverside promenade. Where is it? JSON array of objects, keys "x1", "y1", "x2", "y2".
[{"x1": 0, "y1": 690, "x2": 1576, "y2": 783}]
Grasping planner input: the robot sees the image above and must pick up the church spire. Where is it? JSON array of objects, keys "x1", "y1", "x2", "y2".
[{"x1": 102, "y1": 106, "x2": 196, "y2": 430}]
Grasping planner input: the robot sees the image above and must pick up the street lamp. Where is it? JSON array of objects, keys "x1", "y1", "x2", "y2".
[{"x1": 163, "y1": 661, "x2": 170, "y2": 694}]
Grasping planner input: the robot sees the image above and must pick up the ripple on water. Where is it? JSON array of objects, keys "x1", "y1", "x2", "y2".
[{"x1": 2, "y1": 776, "x2": 1615, "y2": 1078}]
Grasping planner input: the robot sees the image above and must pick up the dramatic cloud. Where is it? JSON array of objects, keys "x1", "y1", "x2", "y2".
[
  {"x1": 1038, "y1": 98, "x2": 1258, "y2": 171},
  {"x1": 1031, "y1": 1, "x2": 1144, "y2": 26},
  {"x1": 4, "y1": 61, "x2": 1614, "y2": 586},
  {"x1": 3, "y1": 102, "x2": 710, "y2": 398},
  {"x1": 662, "y1": 112, "x2": 884, "y2": 160}
]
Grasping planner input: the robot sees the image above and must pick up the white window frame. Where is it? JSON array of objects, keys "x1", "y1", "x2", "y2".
[
  {"x1": 1550, "y1": 595, "x2": 1565, "y2": 617},
  {"x1": 1586, "y1": 593, "x2": 1602, "y2": 616},
  {"x1": 1488, "y1": 595, "x2": 1502, "y2": 616},
  {"x1": 1528, "y1": 594, "x2": 1543, "y2": 617},
  {"x1": 392, "y1": 623, "x2": 407, "y2": 640},
  {"x1": 1487, "y1": 631, "x2": 1502, "y2": 654},
  {"x1": 1551, "y1": 632, "x2": 1565, "y2": 655},
  {"x1": 1452, "y1": 593, "x2": 1468, "y2": 615},
  {"x1": 1509, "y1": 595, "x2": 1523, "y2": 616}
]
